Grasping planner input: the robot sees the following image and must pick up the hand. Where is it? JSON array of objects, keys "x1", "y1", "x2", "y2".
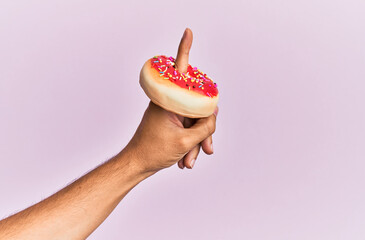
[
  {"x1": 125, "y1": 100, "x2": 218, "y2": 174},
  {"x1": 125, "y1": 28, "x2": 218, "y2": 173}
]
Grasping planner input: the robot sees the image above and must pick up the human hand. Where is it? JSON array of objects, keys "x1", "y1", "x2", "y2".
[
  {"x1": 125, "y1": 100, "x2": 217, "y2": 174},
  {"x1": 125, "y1": 28, "x2": 218, "y2": 174}
]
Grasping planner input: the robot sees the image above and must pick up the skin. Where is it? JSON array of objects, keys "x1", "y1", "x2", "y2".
[
  {"x1": 175, "y1": 28, "x2": 214, "y2": 169},
  {"x1": 0, "y1": 28, "x2": 218, "y2": 240}
]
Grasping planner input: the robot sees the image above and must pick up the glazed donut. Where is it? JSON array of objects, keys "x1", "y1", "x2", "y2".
[{"x1": 139, "y1": 55, "x2": 219, "y2": 118}]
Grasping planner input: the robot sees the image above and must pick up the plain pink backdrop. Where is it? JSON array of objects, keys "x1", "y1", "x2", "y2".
[{"x1": 1, "y1": 0, "x2": 365, "y2": 239}]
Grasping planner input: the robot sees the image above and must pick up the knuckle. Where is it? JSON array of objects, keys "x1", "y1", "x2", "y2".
[
  {"x1": 206, "y1": 117, "x2": 216, "y2": 135},
  {"x1": 179, "y1": 135, "x2": 190, "y2": 150}
]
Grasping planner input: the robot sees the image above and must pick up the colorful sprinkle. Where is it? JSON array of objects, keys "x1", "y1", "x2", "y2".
[{"x1": 150, "y1": 55, "x2": 218, "y2": 97}]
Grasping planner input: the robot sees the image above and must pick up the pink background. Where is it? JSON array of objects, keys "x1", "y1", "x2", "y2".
[{"x1": 1, "y1": 0, "x2": 365, "y2": 239}]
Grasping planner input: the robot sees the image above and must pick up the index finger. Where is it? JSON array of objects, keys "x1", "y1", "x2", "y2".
[{"x1": 175, "y1": 28, "x2": 193, "y2": 73}]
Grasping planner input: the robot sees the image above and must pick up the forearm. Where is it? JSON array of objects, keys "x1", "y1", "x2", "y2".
[{"x1": 0, "y1": 148, "x2": 154, "y2": 240}]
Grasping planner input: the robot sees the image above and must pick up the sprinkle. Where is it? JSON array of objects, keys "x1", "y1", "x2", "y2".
[{"x1": 150, "y1": 55, "x2": 218, "y2": 97}]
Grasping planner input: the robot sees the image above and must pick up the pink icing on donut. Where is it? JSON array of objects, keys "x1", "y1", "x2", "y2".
[{"x1": 150, "y1": 55, "x2": 218, "y2": 97}]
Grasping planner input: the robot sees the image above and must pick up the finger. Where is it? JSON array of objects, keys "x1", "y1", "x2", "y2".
[
  {"x1": 186, "y1": 107, "x2": 218, "y2": 146},
  {"x1": 175, "y1": 28, "x2": 193, "y2": 73},
  {"x1": 201, "y1": 135, "x2": 213, "y2": 155},
  {"x1": 183, "y1": 144, "x2": 201, "y2": 169},
  {"x1": 178, "y1": 158, "x2": 185, "y2": 169},
  {"x1": 181, "y1": 116, "x2": 196, "y2": 168}
]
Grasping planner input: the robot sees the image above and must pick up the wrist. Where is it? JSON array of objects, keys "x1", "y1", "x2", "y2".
[{"x1": 115, "y1": 145, "x2": 158, "y2": 181}]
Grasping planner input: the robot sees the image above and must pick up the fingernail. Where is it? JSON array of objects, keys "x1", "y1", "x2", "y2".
[
  {"x1": 211, "y1": 143, "x2": 214, "y2": 153},
  {"x1": 213, "y1": 107, "x2": 219, "y2": 117},
  {"x1": 190, "y1": 159, "x2": 196, "y2": 168}
]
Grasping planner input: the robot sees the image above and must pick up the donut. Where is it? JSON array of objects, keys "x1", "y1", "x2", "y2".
[{"x1": 139, "y1": 55, "x2": 219, "y2": 118}]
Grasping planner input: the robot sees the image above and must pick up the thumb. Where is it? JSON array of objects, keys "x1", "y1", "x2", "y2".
[
  {"x1": 185, "y1": 107, "x2": 218, "y2": 146},
  {"x1": 175, "y1": 28, "x2": 193, "y2": 73}
]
